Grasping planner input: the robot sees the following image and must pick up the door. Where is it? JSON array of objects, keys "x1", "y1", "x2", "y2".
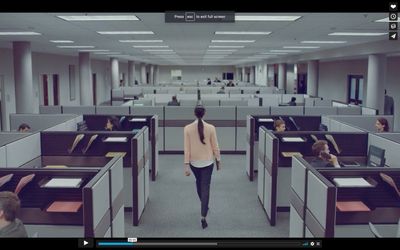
[
  {"x1": 92, "y1": 73, "x2": 97, "y2": 105},
  {"x1": 297, "y1": 73, "x2": 307, "y2": 94},
  {"x1": 40, "y1": 74, "x2": 60, "y2": 106},
  {"x1": 41, "y1": 75, "x2": 49, "y2": 106},
  {"x1": 348, "y1": 75, "x2": 364, "y2": 105},
  {"x1": 52, "y1": 74, "x2": 59, "y2": 106}
]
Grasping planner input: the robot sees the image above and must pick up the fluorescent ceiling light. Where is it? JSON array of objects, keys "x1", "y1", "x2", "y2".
[
  {"x1": 119, "y1": 40, "x2": 163, "y2": 43},
  {"x1": 50, "y1": 40, "x2": 74, "y2": 43},
  {"x1": 0, "y1": 31, "x2": 41, "y2": 35},
  {"x1": 57, "y1": 15, "x2": 139, "y2": 21},
  {"x1": 98, "y1": 31, "x2": 154, "y2": 35},
  {"x1": 94, "y1": 52, "x2": 121, "y2": 55},
  {"x1": 261, "y1": 52, "x2": 288, "y2": 55},
  {"x1": 301, "y1": 40, "x2": 347, "y2": 44},
  {"x1": 57, "y1": 45, "x2": 95, "y2": 48},
  {"x1": 283, "y1": 46, "x2": 320, "y2": 49},
  {"x1": 79, "y1": 49, "x2": 109, "y2": 52},
  {"x1": 143, "y1": 49, "x2": 173, "y2": 52},
  {"x1": 209, "y1": 45, "x2": 245, "y2": 48},
  {"x1": 207, "y1": 49, "x2": 237, "y2": 52},
  {"x1": 270, "y1": 50, "x2": 301, "y2": 53},
  {"x1": 133, "y1": 45, "x2": 169, "y2": 48},
  {"x1": 235, "y1": 15, "x2": 301, "y2": 21},
  {"x1": 215, "y1": 31, "x2": 271, "y2": 35},
  {"x1": 329, "y1": 32, "x2": 387, "y2": 36},
  {"x1": 211, "y1": 40, "x2": 255, "y2": 43},
  {"x1": 375, "y1": 17, "x2": 400, "y2": 22}
]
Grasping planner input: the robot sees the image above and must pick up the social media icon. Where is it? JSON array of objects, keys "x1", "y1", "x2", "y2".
[
  {"x1": 389, "y1": 32, "x2": 398, "y2": 40},
  {"x1": 389, "y1": 13, "x2": 398, "y2": 21},
  {"x1": 389, "y1": 2, "x2": 398, "y2": 11},
  {"x1": 390, "y1": 22, "x2": 398, "y2": 30}
]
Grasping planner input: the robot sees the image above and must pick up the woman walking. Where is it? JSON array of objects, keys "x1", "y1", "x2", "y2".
[{"x1": 184, "y1": 105, "x2": 221, "y2": 229}]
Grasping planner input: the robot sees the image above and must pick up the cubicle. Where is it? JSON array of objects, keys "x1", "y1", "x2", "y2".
[
  {"x1": 0, "y1": 156, "x2": 124, "y2": 237},
  {"x1": 246, "y1": 115, "x2": 322, "y2": 181},
  {"x1": 9, "y1": 114, "x2": 82, "y2": 132},
  {"x1": 290, "y1": 156, "x2": 400, "y2": 237},
  {"x1": 82, "y1": 114, "x2": 159, "y2": 181},
  {"x1": 39, "y1": 129, "x2": 150, "y2": 226},
  {"x1": 322, "y1": 115, "x2": 394, "y2": 133},
  {"x1": 259, "y1": 130, "x2": 369, "y2": 226}
]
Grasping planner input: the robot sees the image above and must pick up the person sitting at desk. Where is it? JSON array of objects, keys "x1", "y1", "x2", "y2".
[
  {"x1": 167, "y1": 96, "x2": 180, "y2": 106},
  {"x1": 207, "y1": 78, "x2": 212, "y2": 86},
  {"x1": 227, "y1": 81, "x2": 235, "y2": 87},
  {"x1": 274, "y1": 119, "x2": 286, "y2": 132},
  {"x1": 105, "y1": 116, "x2": 120, "y2": 131},
  {"x1": 288, "y1": 97, "x2": 297, "y2": 106},
  {"x1": 310, "y1": 140, "x2": 341, "y2": 168},
  {"x1": 214, "y1": 77, "x2": 221, "y2": 83},
  {"x1": 217, "y1": 86, "x2": 225, "y2": 94},
  {"x1": 0, "y1": 191, "x2": 28, "y2": 237},
  {"x1": 375, "y1": 117, "x2": 389, "y2": 132},
  {"x1": 18, "y1": 123, "x2": 30, "y2": 132}
]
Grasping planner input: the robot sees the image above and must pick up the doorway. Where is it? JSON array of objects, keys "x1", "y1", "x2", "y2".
[
  {"x1": 40, "y1": 74, "x2": 60, "y2": 106},
  {"x1": 92, "y1": 73, "x2": 97, "y2": 105},
  {"x1": 347, "y1": 75, "x2": 364, "y2": 105}
]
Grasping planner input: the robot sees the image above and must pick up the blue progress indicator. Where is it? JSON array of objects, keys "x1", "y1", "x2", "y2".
[{"x1": 98, "y1": 242, "x2": 135, "y2": 246}]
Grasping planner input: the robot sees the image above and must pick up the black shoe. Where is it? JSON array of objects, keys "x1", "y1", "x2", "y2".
[{"x1": 201, "y1": 219, "x2": 208, "y2": 229}]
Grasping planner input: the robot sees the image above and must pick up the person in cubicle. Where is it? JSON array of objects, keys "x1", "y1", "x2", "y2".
[
  {"x1": 288, "y1": 97, "x2": 297, "y2": 106},
  {"x1": 375, "y1": 117, "x2": 390, "y2": 133},
  {"x1": 0, "y1": 191, "x2": 28, "y2": 237},
  {"x1": 18, "y1": 123, "x2": 30, "y2": 133},
  {"x1": 184, "y1": 105, "x2": 221, "y2": 229},
  {"x1": 167, "y1": 96, "x2": 180, "y2": 106},
  {"x1": 226, "y1": 80, "x2": 235, "y2": 87},
  {"x1": 274, "y1": 119, "x2": 286, "y2": 132},
  {"x1": 105, "y1": 116, "x2": 120, "y2": 131},
  {"x1": 310, "y1": 140, "x2": 341, "y2": 168},
  {"x1": 207, "y1": 78, "x2": 212, "y2": 86},
  {"x1": 217, "y1": 86, "x2": 225, "y2": 94}
]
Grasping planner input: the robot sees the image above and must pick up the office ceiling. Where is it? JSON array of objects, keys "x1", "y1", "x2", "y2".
[{"x1": 0, "y1": 12, "x2": 391, "y2": 65}]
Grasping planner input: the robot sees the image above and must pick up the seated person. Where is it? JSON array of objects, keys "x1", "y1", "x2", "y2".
[
  {"x1": 0, "y1": 191, "x2": 28, "y2": 237},
  {"x1": 18, "y1": 123, "x2": 30, "y2": 133},
  {"x1": 105, "y1": 116, "x2": 120, "y2": 131},
  {"x1": 214, "y1": 77, "x2": 221, "y2": 82},
  {"x1": 207, "y1": 78, "x2": 212, "y2": 85},
  {"x1": 375, "y1": 117, "x2": 389, "y2": 132},
  {"x1": 134, "y1": 80, "x2": 138, "y2": 85},
  {"x1": 288, "y1": 97, "x2": 297, "y2": 106},
  {"x1": 227, "y1": 80, "x2": 235, "y2": 87},
  {"x1": 310, "y1": 140, "x2": 341, "y2": 168},
  {"x1": 274, "y1": 119, "x2": 286, "y2": 132},
  {"x1": 217, "y1": 86, "x2": 225, "y2": 94},
  {"x1": 167, "y1": 96, "x2": 180, "y2": 106}
]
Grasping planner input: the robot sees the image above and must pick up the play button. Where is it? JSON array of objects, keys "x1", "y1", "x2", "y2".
[{"x1": 79, "y1": 238, "x2": 94, "y2": 248}]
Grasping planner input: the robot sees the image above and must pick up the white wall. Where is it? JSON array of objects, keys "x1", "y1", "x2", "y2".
[
  {"x1": 158, "y1": 65, "x2": 235, "y2": 84},
  {"x1": 255, "y1": 62, "x2": 267, "y2": 86},
  {"x1": 286, "y1": 64, "x2": 295, "y2": 94},
  {"x1": 318, "y1": 59, "x2": 368, "y2": 103}
]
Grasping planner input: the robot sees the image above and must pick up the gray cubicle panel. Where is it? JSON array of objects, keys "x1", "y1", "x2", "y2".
[
  {"x1": 248, "y1": 98, "x2": 260, "y2": 107},
  {"x1": 44, "y1": 116, "x2": 83, "y2": 132},
  {"x1": 270, "y1": 106, "x2": 304, "y2": 116},
  {"x1": 9, "y1": 114, "x2": 79, "y2": 132},
  {"x1": 304, "y1": 107, "x2": 337, "y2": 116},
  {"x1": 143, "y1": 127, "x2": 150, "y2": 208},
  {"x1": 131, "y1": 106, "x2": 164, "y2": 151},
  {"x1": 96, "y1": 106, "x2": 130, "y2": 115},
  {"x1": 123, "y1": 87, "x2": 142, "y2": 97},
  {"x1": 263, "y1": 129, "x2": 278, "y2": 226},
  {"x1": 282, "y1": 94, "x2": 305, "y2": 104},
  {"x1": 375, "y1": 132, "x2": 400, "y2": 144},
  {"x1": 314, "y1": 99, "x2": 332, "y2": 106},
  {"x1": 151, "y1": 116, "x2": 159, "y2": 181},
  {"x1": 289, "y1": 156, "x2": 309, "y2": 237},
  {"x1": 257, "y1": 127, "x2": 266, "y2": 205},
  {"x1": 220, "y1": 100, "x2": 248, "y2": 106},
  {"x1": 5, "y1": 132, "x2": 41, "y2": 168},
  {"x1": 163, "y1": 106, "x2": 193, "y2": 151},
  {"x1": 134, "y1": 99, "x2": 153, "y2": 106},
  {"x1": 337, "y1": 106, "x2": 361, "y2": 115},
  {"x1": 246, "y1": 116, "x2": 255, "y2": 181},
  {"x1": 39, "y1": 105, "x2": 62, "y2": 114},
  {"x1": 238, "y1": 107, "x2": 270, "y2": 152},
  {"x1": 228, "y1": 89, "x2": 241, "y2": 95},
  {"x1": 0, "y1": 132, "x2": 32, "y2": 168},
  {"x1": 260, "y1": 95, "x2": 280, "y2": 107},
  {"x1": 201, "y1": 100, "x2": 220, "y2": 106},
  {"x1": 180, "y1": 99, "x2": 198, "y2": 106},
  {"x1": 0, "y1": 146, "x2": 5, "y2": 167},
  {"x1": 63, "y1": 106, "x2": 96, "y2": 115},
  {"x1": 368, "y1": 133, "x2": 400, "y2": 168},
  {"x1": 304, "y1": 167, "x2": 336, "y2": 237},
  {"x1": 142, "y1": 88, "x2": 156, "y2": 94},
  {"x1": 304, "y1": 98, "x2": 315, "y2": 107}
]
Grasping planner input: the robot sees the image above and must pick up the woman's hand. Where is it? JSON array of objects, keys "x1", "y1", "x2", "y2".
[
  {"x1": 184, "y1": 165, "x2": 191, "y2": 176},
  {"x1": 216, "y1": 160, "x2": 222, "y2": 171}
]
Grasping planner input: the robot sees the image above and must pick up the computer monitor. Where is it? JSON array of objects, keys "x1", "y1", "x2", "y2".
[{"x1": 367, "y1": 145, "x2": 386, "y2": 167}]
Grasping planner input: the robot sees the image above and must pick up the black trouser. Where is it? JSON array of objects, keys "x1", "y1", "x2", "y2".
[{"x1": 190, "y1": 163, "x2": 214, "y2": 217}]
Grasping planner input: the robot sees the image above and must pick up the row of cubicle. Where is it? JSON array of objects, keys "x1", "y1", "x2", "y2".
[{"x1": 0, "y1": 112, "x2": 159, "y2": 237}]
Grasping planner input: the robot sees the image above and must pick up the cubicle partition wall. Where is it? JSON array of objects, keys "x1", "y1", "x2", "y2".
[
  {"x1": 9, "y1": 114, "x2": 82, "y2": 132},
  {"x1": 0, "y1": 132, "x2": 41, "y2": 168},
  {"x1": 322, "y1": 115, "x2": 394, "y2": 133},
  {"x1": 262, "y1": 131, "x2": 368, "y2": 226},
  {"x1": 0, "y1": 156, "x2": 124, "y2": 237},
  {"x1": 290, "y1": 158, "x2": 400, "y2": 237},
  {"x1": 368, "y1": 133, "x2": 400, "y2": 169},
  {"x1": 39, "y1": 129, "x2": 149, "y2": 226},
  {"x1": 246, "y1": 115, "x2": 322, "y2": 181}
]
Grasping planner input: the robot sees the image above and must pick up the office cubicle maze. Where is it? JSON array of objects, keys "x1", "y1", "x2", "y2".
[
  {"x1": 291, "y1": 160, "x2": 400, "y2": 237},
  {"x1": 0, "y1": 155, "x2": 124, "y2": 237}
]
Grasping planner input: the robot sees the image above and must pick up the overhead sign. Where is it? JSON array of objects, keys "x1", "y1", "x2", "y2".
[{"x1": 165, "y1": 11, "x2": 235, "y2": 23}]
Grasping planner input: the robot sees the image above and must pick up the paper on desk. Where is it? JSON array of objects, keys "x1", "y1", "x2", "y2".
[
  {"x1": 43, "y1": 178, "x2": 82, "y2": 188},
  {"x1": 333, "y1": 177, "x2": 373, "y2": 187},
  {"x1": 130, "y1": 118, "x2": 147, "y2": 122},
  {"x1": 282, "y1": 137, "x2": 305, "y2": 142},
  {"x1": 258, "y1": 118, "x2": 274, "y2": 122},
  {"x1": 104, "y1": 137, "x2": 128, "y2": 142}
]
